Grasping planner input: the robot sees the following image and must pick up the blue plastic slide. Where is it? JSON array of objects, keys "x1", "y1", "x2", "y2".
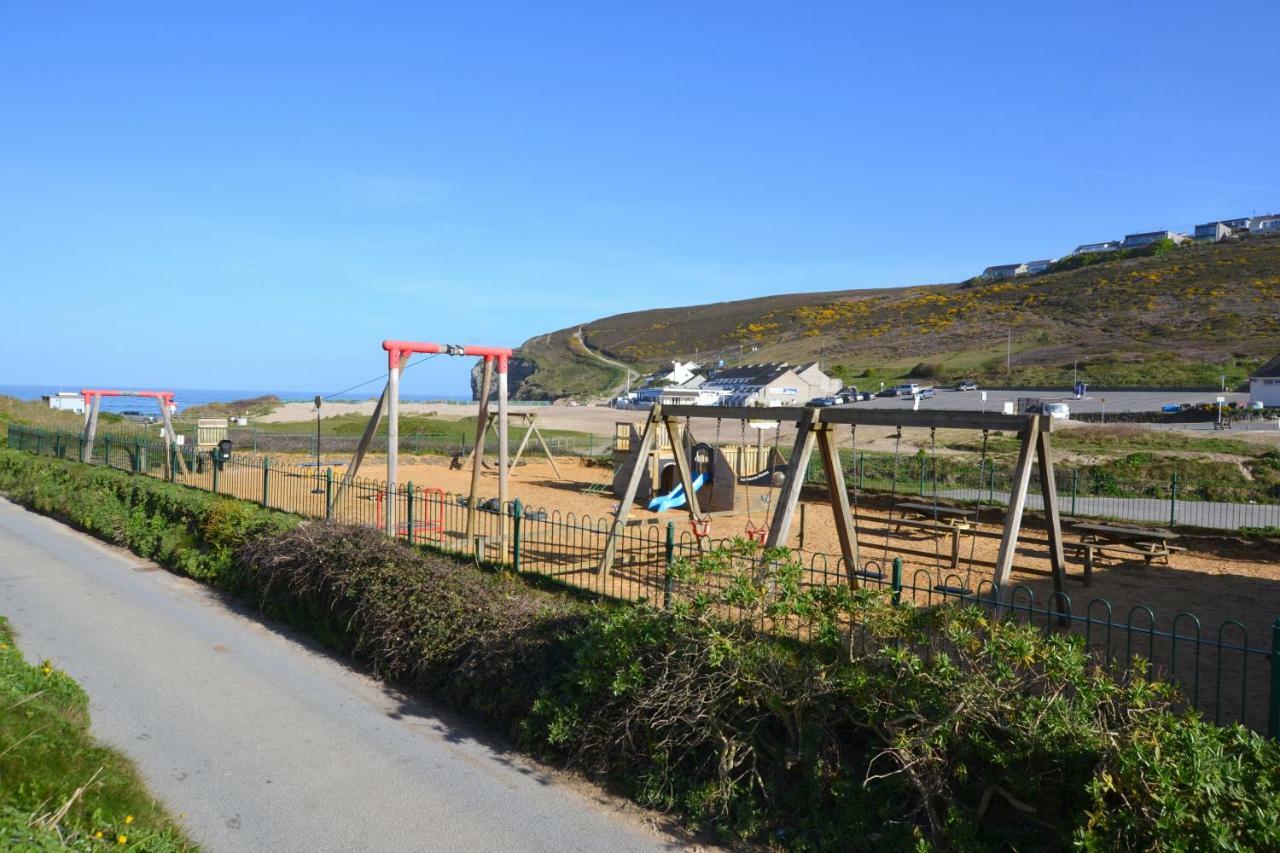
[{"x1": 648, "y1": 472, "x2": 706, "y2": 511}]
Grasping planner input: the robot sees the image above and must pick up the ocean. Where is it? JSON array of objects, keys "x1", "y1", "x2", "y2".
[{"x1": 0, "y1": 384, "x2": 471, "y2": 415}]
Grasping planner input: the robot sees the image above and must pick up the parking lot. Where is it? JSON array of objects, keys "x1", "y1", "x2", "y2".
[{"x1": 843, "y1": 387, "x2": 1249, "y2": 414}]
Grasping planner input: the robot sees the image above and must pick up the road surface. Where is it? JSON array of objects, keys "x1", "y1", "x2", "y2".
[{"x1": 0, "y1": 499, "x2": 685, "y2": 852}]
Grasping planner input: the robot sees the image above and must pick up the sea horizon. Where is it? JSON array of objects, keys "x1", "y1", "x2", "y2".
[{"x1": 0, "y1": 384, "x2": 472, "y2": 415}]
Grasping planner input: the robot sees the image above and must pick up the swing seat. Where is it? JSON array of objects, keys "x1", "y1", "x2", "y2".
[
  {"x1": 932, "y1": 583, "x2": 974, "y2": 596},
  {"x1": 851, "y1": 568, "x2": 885, "y2": 580},
  {"x1": 743, "y1": 524, "x2": 767, "y2": 544},
  {"x1": 690, "y1": 517, "x2": 711, "y2": 539}
]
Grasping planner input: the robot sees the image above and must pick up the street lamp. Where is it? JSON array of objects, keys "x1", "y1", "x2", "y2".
[{"x1": 311, "y1": 395, "x2": 325, "y2": 493}]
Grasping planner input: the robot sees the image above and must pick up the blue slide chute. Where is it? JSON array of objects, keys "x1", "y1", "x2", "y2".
[{"x1": 647, "y1": 472, "x2": 706, "y2": 512}]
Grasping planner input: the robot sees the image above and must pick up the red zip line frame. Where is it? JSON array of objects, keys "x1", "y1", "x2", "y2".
[
  {"x1": 336, "y1": 342, "x2": 515, "y2": 549},
  {"x1": 79, "y1": 389, "x2": 187, "y2": 476}
]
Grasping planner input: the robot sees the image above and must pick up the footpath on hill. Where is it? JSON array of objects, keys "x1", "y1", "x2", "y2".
[{"x1": 0, "y1": 499, "x2": 681, "y2": 853}]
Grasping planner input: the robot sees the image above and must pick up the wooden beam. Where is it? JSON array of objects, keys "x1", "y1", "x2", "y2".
[
  {"x1": 764, "y1": 408, "x2": 817, "y2": 551},
  {"x1": 466, "y1": 358, "x2": 493, "y2": 540},
  {"x1": 815, "y1": 423, "x2": 861, "y2": 585},
  {"x1": 1036, "y1": 430, "x2": 1068, "y2": 598},
  {"x1": 992, "y1": 416, "x2": 1041, "y2": 598},
  {"x1": 529, "y1": 419, "x2": 564, "y2": 479},
  {"x1": 598, "y1": 407, "x2": 661, "y2": 576},
  {"x1": 634, "y1": 404, "x2": 1051, "y2": 433},
  {"x1": 158, "y1": 402, "x2": 188, "y2": 477}
]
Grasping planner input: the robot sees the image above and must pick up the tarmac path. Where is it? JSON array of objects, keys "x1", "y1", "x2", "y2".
[{"x1": 0, "y1": 499, "x2": 685, "y2": 852}]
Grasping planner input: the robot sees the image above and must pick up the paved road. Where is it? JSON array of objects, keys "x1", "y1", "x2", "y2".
[
  {"x1": 0, "y1": 500, "x2": 684, "y2": 852},
  {"x1": 842, "y1": 387, "x2": 1250, "y2": 414},
  {"x1": 937, "y1": 488, "x2": 1280, "y2": 531}
]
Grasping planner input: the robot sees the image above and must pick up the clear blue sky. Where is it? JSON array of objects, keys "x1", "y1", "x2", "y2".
[{"x1": 2, "y1": 2, "x2": 1276, "y2": 397}]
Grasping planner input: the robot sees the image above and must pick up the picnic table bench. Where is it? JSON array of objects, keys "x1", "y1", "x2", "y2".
[
  {"x1": 1070, "y1": 522, "x2": 1185, "y2": 585},
  {"x1": 887, "y1": 515, "x2": 973, "y2": 570},
  {"x1": 894, "y1": 502, "x2": 976, "y2": 530}
]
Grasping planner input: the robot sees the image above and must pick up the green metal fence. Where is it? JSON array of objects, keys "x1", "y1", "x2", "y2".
[{"x1": 6, "y1": 422, "x2": 1278, "y2": 736}]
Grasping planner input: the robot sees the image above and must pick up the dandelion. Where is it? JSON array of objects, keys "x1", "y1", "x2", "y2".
[
  {"x1": 124, "y1": 816, "x2": 134, "y2": 825},
  {"x1": 0, "y1": 642, "x2": 9, "y2": 650},
  {"x1": 95, "y1": 831, "x2": 104, "y2": 839},
  {"x1": 117, "y1": 835, "x2": 128, "y2": 845}
]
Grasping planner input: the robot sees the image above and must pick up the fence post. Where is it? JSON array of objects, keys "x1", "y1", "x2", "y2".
[
  {"x1": 134, "y1": 439, "x2": 142, "y2": 474},
  {"x1": 511, "y1": 498, "x2": 522, "y2": 571},
  {"x1": 35, "y1": 431, "x2": 42, "y2": 456},
  {"x1": 663, "y1": 521, "x2": 675, "y2": 610},
  {"x1": 169, "y1": 445, "x2": 176, "y2": 482},
  {"x1": 1269, "y1": 618, "x2": 1280, "y2": 740},
  {"x1": 325, "y1": 468, "x2": 333, "y2": 521},
  {"x1": 406, "y1": 482, "x2": 416, "y2": 545},
  {"x1": 212, "y1": 456, "x2": 220, "y2": 493},
  {"x1": 891, "y1": 557, "x2": 903, "y2": 606},
  {"x1": 918, "y1": 457, "x2": 926, "y2": 496},
  {"x1": 103, "y1": 436, "x2": 111, "y2": 468},
  {"x1": 858, "y1": 451, "x2": 865, "y2": 491},
  {"x1": 1071, "y1": 468, "x2": 1078, "y2": 516},
  {"x1": 1169, "y1": 472, "x2": 1178, "y2": 528},
  {"x1": 262, "y1": 457, "x2": 270, "y2": 507}
]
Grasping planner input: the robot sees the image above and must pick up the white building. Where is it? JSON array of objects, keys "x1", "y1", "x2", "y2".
[
  {"x1": 1072, "y1": 240, "x2": 1122, "y2": 255},
  {"x1": 1250, "y1": 355, "x2": 1280, "y2": 407},
  {"x1": 42, "y1": 392, "x2": 85, "y2": 414},
  {"x1": 1249, "y1": 215, "x2": 1280, "y2": 235},
  {"x1": 981, "y1": 263, "x2": 1028, "y2": 280},
  {"x1": 1194, "y1": 221, "x2": 1232, "y2": 242},
  {"x1": 1024, "y1": 258, "x2": 1057, "y2": 275}
]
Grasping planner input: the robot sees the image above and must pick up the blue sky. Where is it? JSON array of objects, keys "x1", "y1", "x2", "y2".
[{"x1": 2, "y1": 2, "x2": 1276, "y2": 397}]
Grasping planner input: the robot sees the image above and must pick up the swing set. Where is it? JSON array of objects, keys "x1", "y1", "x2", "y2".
[
  {"x1": 79, "y1": 389, "x2": 189, "y2": 478},
  {"x1": 598, "y1": 402, "x2": 1067, "y2": 603}
]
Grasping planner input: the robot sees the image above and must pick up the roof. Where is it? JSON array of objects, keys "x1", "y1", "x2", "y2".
[
  {"x1": 1254, "y1": 354, "x2": 1280, "y2": 378},
  {"x1": 704, "y1": 362, "x2": 793, "y2": 386},
  {"x1": 1124, "y1": 230, "x2": 1173, "y2": 239},
  {"x1": 984, "y1": 263, "x2": 1025, "y2": 272}
]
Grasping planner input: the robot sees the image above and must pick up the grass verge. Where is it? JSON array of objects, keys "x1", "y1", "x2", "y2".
[{"x1": 0, "y1": 617, "x2": 192, "y2": 851}]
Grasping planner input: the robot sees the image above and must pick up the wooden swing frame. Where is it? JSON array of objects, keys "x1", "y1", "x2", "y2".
[{"x1": 597, "y1": 403, "x2": 1067, "y2": 600}]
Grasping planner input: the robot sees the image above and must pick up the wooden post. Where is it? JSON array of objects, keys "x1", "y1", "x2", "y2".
[
  {"x1": 333, "y1": 353, "x2": 407, "y2": 508},
  {"x1": 497, "y1": 358, "x2": 510, "y2": 558},
  {"x1": 598, "y1": 406, "x2": 661, "y2": 576},
  {"x1": 992, "y1": 416, "x2": 1041, "y2": 598},
  {"x1": 1036, "y1": 429, "x2": 1068, "y2": 596},
  {"x1": 81, "y1": 395, "x2": 102, "y2": 463},
  {"x1": 815, "y1": 421, "x2": 861, "y2": 585},
  {"x1": 663, "y1": 415, "x2": 704, "y2": 536},
  {"x1": 386, "y1": 354, "x2": 401, "y2": 535},
  {"x1": 158, "y1": 403, "x2": 188, "y2": 477},
  {"x1": 510, "y1": 414, "x2": 534, "y2": 468},
  {"x1": 765, "y1": 409, "x2": 817, "y2": 551},
  {"x1": 466, "y1": 357, "x2": 494, "y2": 540}
]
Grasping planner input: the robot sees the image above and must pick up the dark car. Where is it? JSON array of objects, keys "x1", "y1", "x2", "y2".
[{"x1": 877, "y1": 387, "x2": 899, "y2": 398}]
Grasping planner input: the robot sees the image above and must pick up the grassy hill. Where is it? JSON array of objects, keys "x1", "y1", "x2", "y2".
[{"x1": 509, "y1": 236, "x2": 1280, "y2": 400}]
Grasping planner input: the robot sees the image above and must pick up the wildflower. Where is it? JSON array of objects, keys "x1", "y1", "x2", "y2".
[
  {"x1": 0, "y1": 642, "x2": 9, "y2": 650},
  {"x1": 117, "y1": 835, "x2": 128, "y2": 845},
  {"x1": 95, "y1": 831, "x2": 104, "y2": 839},
  {"x1": 124, "y1": 816, "x2": 134, "y2": 825}
]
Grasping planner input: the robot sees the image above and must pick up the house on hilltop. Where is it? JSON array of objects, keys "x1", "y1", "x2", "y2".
[
  {"x1": 1072, "y1": 240, "x2": 1122, "y2": 255},
  {"x1": 981, "y1": 263, "x2": 1028, "y2": 280},
  {"x1": 1248, "y1": 214, "x2": 1280, "y2": 235},
  {"x1": 1249, "y1": 355, "x2": 1280, "y2": 407},
  {"x1": 1025, "y1": 258, "x2": 1057, "y2": 275},
  {"x1": 1122, "y1": 230, "x2": 1189, "y2": 248}
]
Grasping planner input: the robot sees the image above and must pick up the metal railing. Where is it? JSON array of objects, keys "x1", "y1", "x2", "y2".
[{"x1": 6, "y1": 422, "x2": 1278, "y2": 735}]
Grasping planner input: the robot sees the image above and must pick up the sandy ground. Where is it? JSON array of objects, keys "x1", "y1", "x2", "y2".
[{"x1": 186, "y1": 443, "x2": 1279, "y2": 730}]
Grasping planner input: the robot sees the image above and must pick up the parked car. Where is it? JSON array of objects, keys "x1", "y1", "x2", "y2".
[
  {"x1": 807, "y1": 396, "x2": 840, "y2": 407},
  {"x1": 915, "y1": 387, "x2": 935, "y2": 400},
  {"x1": 1044, "y1": 402, "x2": 1070, "y2": 420},
  {"x1": 837, "y1": 387, "x2": 868, "y2": 402},
  {"x1": 119, "y1": 410, "x2": 155, "y2": 424},
  {"x1": 956, "y1": 379, "x2": 978, "y2": 391},
  {"x1": 878, "y1": 387, "x2": 899, "y2": 398},
  {"x1": 894, "y1": 383, "x2": 921, "y2": 397}
]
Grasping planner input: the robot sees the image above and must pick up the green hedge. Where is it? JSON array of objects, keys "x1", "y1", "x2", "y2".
[{"x1": 2, "y1": 448, "x2": 1279, "y2": 850}]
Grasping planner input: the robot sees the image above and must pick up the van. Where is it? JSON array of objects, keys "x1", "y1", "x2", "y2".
[{"x1": 894, "y1": 383, "x2": 920, "y2": 397}]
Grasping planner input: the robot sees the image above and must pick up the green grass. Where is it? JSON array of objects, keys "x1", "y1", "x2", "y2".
[
  {"x1": 945, "y1": 425, "x2": 1267, "y2": 459},
  {"x1": 247, "y1": 412, "x2": 594, "y2": 446},
  {"x1": 0, "y1": 617, "x2": 193, "y2": 851}
]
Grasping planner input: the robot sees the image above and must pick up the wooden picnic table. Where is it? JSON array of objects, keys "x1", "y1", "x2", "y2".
[
  {"x1": 1070, "y1": 523, "x2": 1184, "y2": 584},
  {"x1": 894, "y1": 501, "x2": 976, "y2": 528}
]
